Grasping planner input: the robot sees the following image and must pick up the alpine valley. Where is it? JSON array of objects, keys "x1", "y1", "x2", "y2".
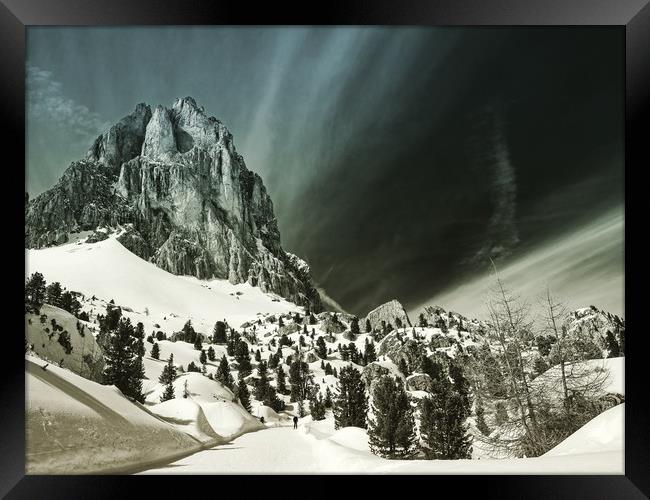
[{"x1": 25, "y1": 98, "x2": 625, "y2": 475}]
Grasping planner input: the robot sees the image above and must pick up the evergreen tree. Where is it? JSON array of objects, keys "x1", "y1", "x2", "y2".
[
  {"x1": 207, "y1": 345, "x2": 216, "y2": 361},
  {"x1": 364, "y1": 341, "x2": 377, "y2": 363},
  {"x1": 324, "y1": 386, "x2": 333, "y2": 408},
  {"x1": 418, "y1": 313, "x2": 428, "y2": 327},
  {"x1": 234, "y1": 340, "x2": 252, "y2": 377},
  {"x1": 159, "y1": 355, "x2": 177, "y2": 402},
  {"x1": 309, "y1": 388, "x2": 326, "y2": 421},
  {"x1": 212, "y1": 321, "x2": 228, "y2": 343},
  {"x1": 254, "y1": 360, "x2": 271, "y2": 401},
  {"x1": 151, "y1": 342, "x2": 160, "y2": 359},
  {"x1": 199, "y1": 349, "x2": 207, "y2": 365},
  {"x1": 324, "y1": 363, "x2": 333, "y2": 375},
  {"x1": 398, "y1": 358, "x2": 410, "y2": 377},
  {"x1": 182, "y1": 319, "x2": 197, "y2": 343},
  {"x1": 25, "y1": 272, "x2": 47, "y2": 313},
  {"x1": 193, "y1": 334, "x2": 203, "y2": 350},
  {"x1": 350, "y1": 317, "x2": 360, "y2": 335},
  {"x1": 237, "y1": 378, "x2": 252, "y2": 412},
  {"x1": 348, "y1": 343, "x2": 359, "y2": 364},
  {"x1": 420, "y1": 376, "x2": 473, "y2": 459},
  {"x1": 340, "y1": 344, "x2": 349, "y2": 361},
  {"x1": 365, "y1": 319, "x2": 372, "y2": 333},
  {"x1": 278, "y1": 316, "x2": 284, "y2": 327},
  {"x1": 276, "y1": 365, "x2": 287, "y2": 394},
  {"x1": 333, "y1": 365, "x2": 368, "y2": 429},
  {"x1": 268, "y1": 351, "x2": 279, "y2": 369},
  {"x1": 255, "y1": 349, "x2": 262, "y2": 362},
  {"x1": 289, "y1": 353, "x2": 312, "y2": 403},
  {"x1": 316, "y1": 336, "x2": 327, "y2": 359},
  {"x1": 367, "y1": 376, "x2": 417, "y2": 459},
  {"x1": 103, "y1": 317, "x2": 144, "y2": 402},
  {"x1": 59, "y1": 291, "x2": 82, "y2": 317},
  {"x1": 216, "y1": 355, "x2": 235, "y2": 390},
  {"x1": 605, "y1": 330, "x2": 620, "y2": 358},
  {"x1": 187, "y1": 361, "x2": 201, "y2": 372},
  {"x1": 46, "y1": 281, "x2": 63, "y2": 308}
]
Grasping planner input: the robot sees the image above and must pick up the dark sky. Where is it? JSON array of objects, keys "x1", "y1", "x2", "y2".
[{"x1": 26, "y1": 27, "x2": 624, "y2": 318}]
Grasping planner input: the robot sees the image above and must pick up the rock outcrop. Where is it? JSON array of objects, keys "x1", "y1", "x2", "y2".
[
  {"x1": 364, "y1": 299, "x2": 411, "y2": 332},
  {"x1": 361, "y1": 362, "x2": 393, "y2": 392},
  {"x1": 25, "y1": 97, "x2": 322, "y2": 312}
]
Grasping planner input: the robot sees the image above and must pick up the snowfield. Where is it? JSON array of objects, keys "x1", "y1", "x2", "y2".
[
  {"x1": 142, "y1": 405, "x2": 623, "y2": 474},
  {"x1": 26, "y1": 234, "x2": 299, "y2": 334},
  {"x1": 25, "y1": 232, "x2": 625, "y2": 475},
  {"x1": 26, "y1": 355, "x2": 202, "y2": 474}
]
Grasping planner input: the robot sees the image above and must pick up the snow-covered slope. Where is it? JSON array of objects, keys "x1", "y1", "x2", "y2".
[
  {"x1": 25, "y1": 355, "x2": 202, "y2": 474},
  {"x1": 25, "y1": 304, "x2": 104, "y2": 382},
  {"x1": 26, "y1": 234, "x2": 301, "y2": 335},
  {"x1": 544, "y1": 403, "x2": 624, "y2": 457}
]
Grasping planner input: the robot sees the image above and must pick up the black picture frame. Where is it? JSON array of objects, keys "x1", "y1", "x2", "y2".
[{"x1": 3, "y1": 0, "x2": 648, "y2": 497}]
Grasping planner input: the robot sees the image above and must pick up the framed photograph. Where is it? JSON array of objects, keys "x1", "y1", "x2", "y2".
[{"x1": 4, "y1": 0, "x2": 648, "y2": 497}]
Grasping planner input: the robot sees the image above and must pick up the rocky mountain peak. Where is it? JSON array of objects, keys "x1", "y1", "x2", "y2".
[{"x1": 26, "y1": 97, "x2": 322, "y2": 312}]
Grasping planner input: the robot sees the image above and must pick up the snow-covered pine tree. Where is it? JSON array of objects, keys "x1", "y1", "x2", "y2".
[
  {"x1": 159, "y1": 355, "x2": 177, "y2": 402},
  {"x1": 216, "y1": 355, "x2": 235, "y2": 390},
  {"x1": 25, "y1": 272, "x2": 47, "y2": 314},
  {"x1": 398, "y1": 358, "x2": 410, "y2": 377},
  {"x1": 333, "y1": 365, "x2": 368, "y2": 429},
  {"x1": 276, "y1": 365, "x2": 287, "y2": 394},
  {"x1": 324, "y1": 386, "x2": 333, "y2": 408},
  {"x1": 419, "y1": 376, "x2": 473, "y2": 459},
  {"x1": 104, "y1": 317, "x2": 144, "y2": 402},
  {"x1": 237, "y1": 378, "x2": 252, "y2": 412},
  {"x1": 207, "y1": 345, "x2": 216, "y2": 361},
  {"x1": 234, "y1": 340, "x2": 252, "y2": 377},
  {"x1": 212, "y1": 320, "x2": 227, "y2": 344},
  {"x1": 364, "y1": 341, "x2": 377, "y2": 363},
  {"x1": 254, "y1": 360, "x2": 271, "y2": 401},
  {"x1": 309, "y1": 387, "x2": 326, "y2": 421},
  {"x1": 367, "y1": 375, "x2": 417, "y2": 459},
  {"x1": 350, "y1": 317, "x2": 360, "y2": 336},
  {"x1": 316, "y1": 336, "x2": 327, "y2": 359},
  {"x1": 289, "y1": 352, "x2": 312, "y2": 404}
]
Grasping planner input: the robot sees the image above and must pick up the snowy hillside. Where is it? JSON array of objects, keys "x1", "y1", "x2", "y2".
[
  {"x1": 26, "y1": 354, "x2": 202, "y2": 474},
  {"x1": 26, "y1": 232, "x2": 301, "y2": 335}
]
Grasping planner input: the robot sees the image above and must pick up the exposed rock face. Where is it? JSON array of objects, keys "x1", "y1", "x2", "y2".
[
  {"x1": 318, "y1": 313, "x2": 347, "y2": 334},
  {"x1": 361, "y1": 362, "x2": 393, "y2": 392},
  {"x1": 406, "y1": 373, "x2": 433, "y2": 392},
  {"x1": 364, "y1": 299, "x2": 411, "y2": 332},
  {"x1": 416, "y1": 305, "x2": 487, "y2": 338},
  {"x1": 378, "y1": 332, "x2": 423, "y2": 370},
  {"x1": 25, "y1": 97, "x2": 322, "y2": 312}
]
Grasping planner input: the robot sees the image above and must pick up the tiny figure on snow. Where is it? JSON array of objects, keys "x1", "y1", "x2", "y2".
[
  {"x1": 260, "y1": 416, "x2": 265, "y2": 424},
  {"x1": 293, "y1": 416, "x2": 298, "y2": 429}
]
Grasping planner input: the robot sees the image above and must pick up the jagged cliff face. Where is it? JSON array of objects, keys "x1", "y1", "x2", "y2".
[{"x1": 26, "y1": 97, "x2": 322, "y2": 312}]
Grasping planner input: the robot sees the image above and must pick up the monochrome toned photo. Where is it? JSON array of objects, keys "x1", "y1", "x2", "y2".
[{"x1": 24, "y1": 26, "x2": 624, "y2": 475}]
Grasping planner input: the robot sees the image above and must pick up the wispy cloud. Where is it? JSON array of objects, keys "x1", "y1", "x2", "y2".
[
  {"x1": 417, "y1": 206, "x2": 624, "y2": 320},
  {"x1": 465, "y1": 103, "x2": 520, "y2": 265},
  {"x1": 27, "y1": 64, "x2": 110, "y2": 139}
]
